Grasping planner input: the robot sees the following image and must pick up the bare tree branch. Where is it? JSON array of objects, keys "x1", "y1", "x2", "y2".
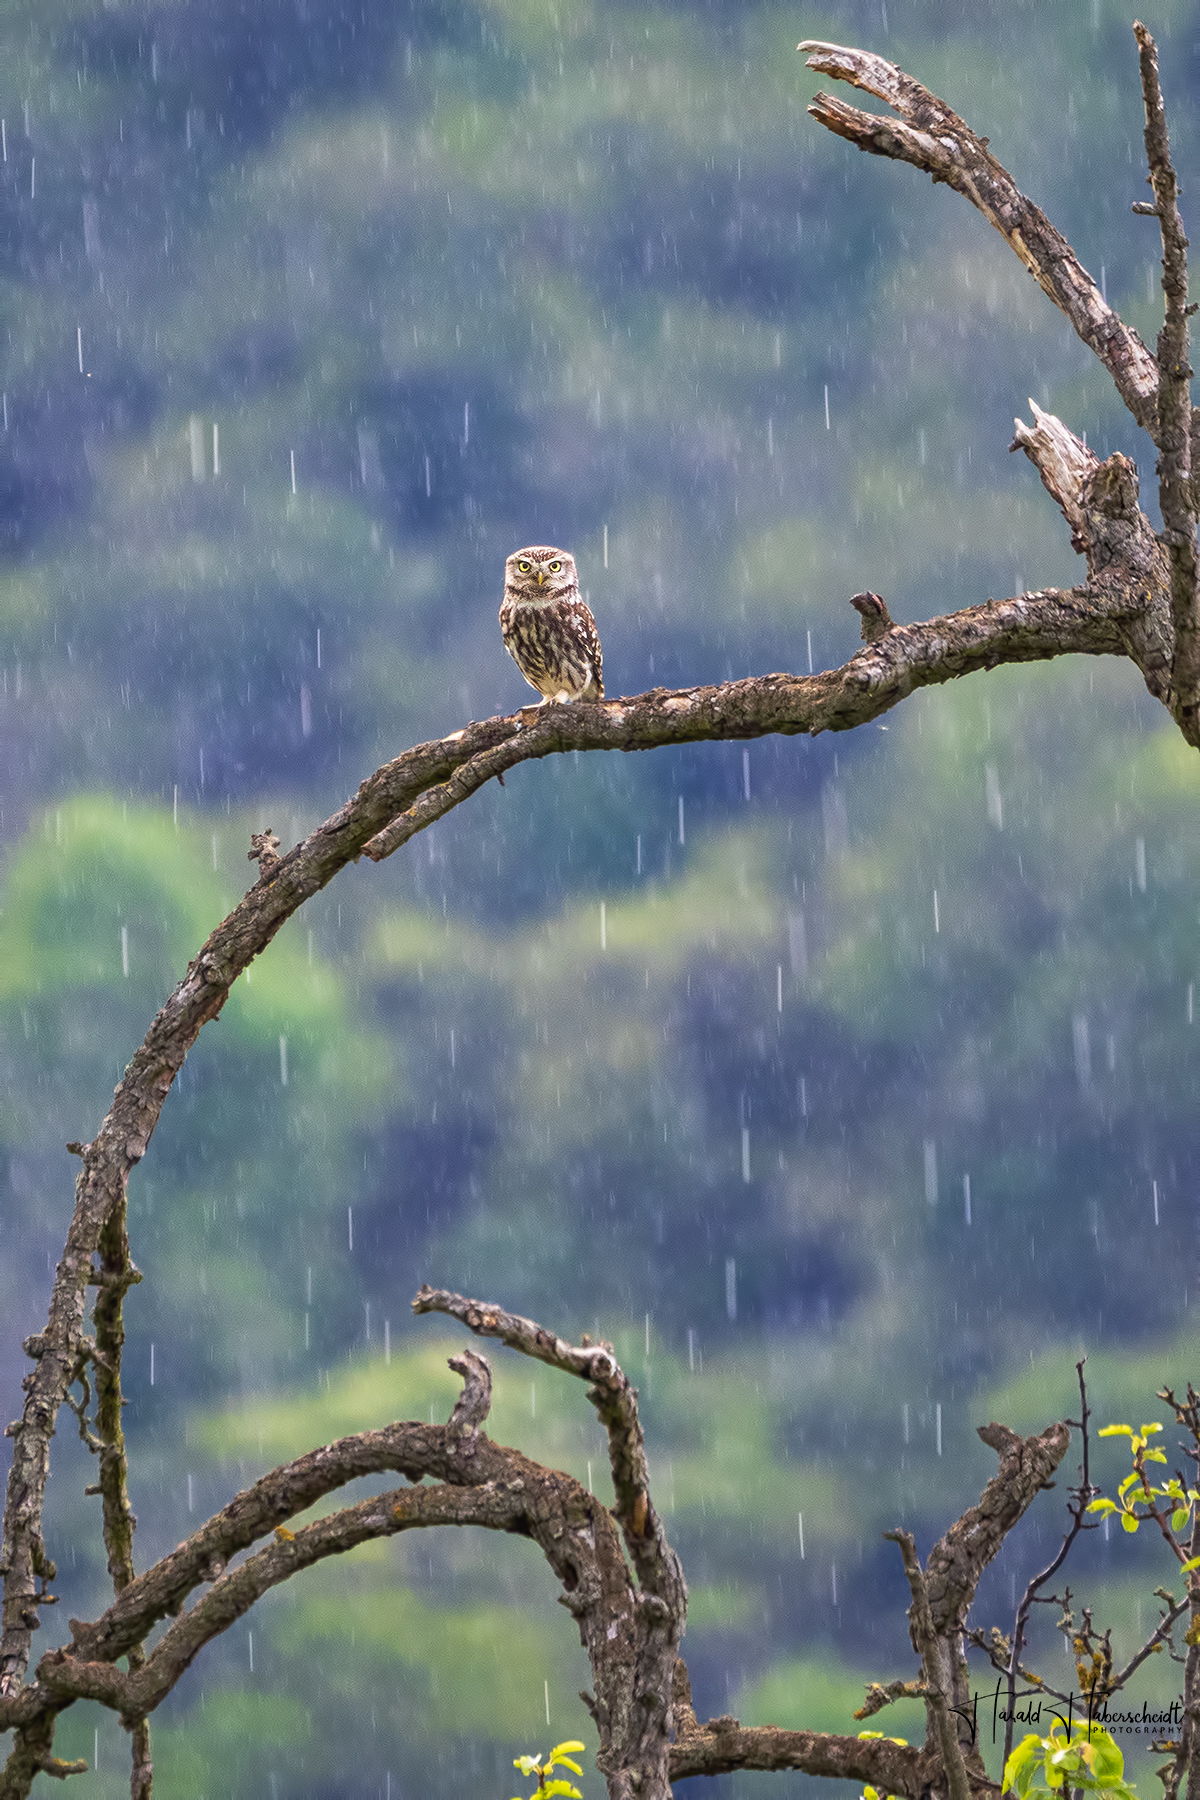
[
  {"x1": 1134, "y1": 22, "x2": 1200, "y2": 735},
  {"x1": 886, "y1": 1530, "x2": 972, "y2": 1800},
  {"x1": 6, "y1": 555, "x2": 1154, "y2": 1698},
  {"x1": 669, "y1": 1714, "x2": 930, "y2": 1792},
  {"x1": 797, "y1": 39, "x2": 1160, "y2": 435}
]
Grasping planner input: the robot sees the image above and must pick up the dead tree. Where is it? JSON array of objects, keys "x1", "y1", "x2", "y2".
[{"x1": 3, "y1": 21, "x2": 1199, "y2": 1799}]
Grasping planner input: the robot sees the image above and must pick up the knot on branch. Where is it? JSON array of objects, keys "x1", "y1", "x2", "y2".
[
  {"x1": 248, "y1": 829, "x2": 281, "y2": 877},
  {"x1": 447, "y1": 1349, "x2": 493, "y2": 1434},
  {"x1": 1085, "y1": 453, "x2": 1141, "y2": 520},
  {"x1": 977, "y1": 1421, "x2": 1023, "y2": 1457},
  {"x1": 850, "y1": 591, "x2": 893, "y2": 642}
]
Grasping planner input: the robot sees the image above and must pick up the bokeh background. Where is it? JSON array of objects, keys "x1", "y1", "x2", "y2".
[{"x1": 2, "y1": 0, "x2": 1199, "y2": 1792}]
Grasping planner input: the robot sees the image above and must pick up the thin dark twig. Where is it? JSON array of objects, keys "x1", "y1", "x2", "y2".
[{"x1": 1002, "y1": 1362, "x2": 1096, "y2": 1769}]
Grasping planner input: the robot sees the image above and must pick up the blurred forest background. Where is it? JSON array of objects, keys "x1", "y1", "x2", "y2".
[{"x1": 1, "y1": 0, "x2": 1199, "y2": 1793}]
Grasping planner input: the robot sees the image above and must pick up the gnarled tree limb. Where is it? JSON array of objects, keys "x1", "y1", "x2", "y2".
[
  {"x1": 798, "y1": 39, "x2": 1160, "y2": 435},
  {"x1": 1134, "y1": 22, "x2": 1200, "y2": 734}
]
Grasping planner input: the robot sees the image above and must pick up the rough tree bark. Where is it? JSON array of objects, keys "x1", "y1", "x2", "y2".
[{"x1": 2, "y1": 21, "x2": 1198, "y2": 1800}]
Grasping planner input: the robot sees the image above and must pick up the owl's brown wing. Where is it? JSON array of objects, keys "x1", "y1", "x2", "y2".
[{"x1": 563, "y1": 597, "x2": 603, "y2": 699}]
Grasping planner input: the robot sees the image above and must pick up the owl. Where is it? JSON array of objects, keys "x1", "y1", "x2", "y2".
[{"x1": 499, "y1": 546, "x2": 604, "y2": 703}]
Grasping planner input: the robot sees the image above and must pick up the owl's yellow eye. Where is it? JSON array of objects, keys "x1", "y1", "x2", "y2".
[
  {"x1": 548, "y1": 560, "x2": 562, "y2": 572},
  {"x1": 517, "y1": 560, "x2": 531, "y2": 573}
]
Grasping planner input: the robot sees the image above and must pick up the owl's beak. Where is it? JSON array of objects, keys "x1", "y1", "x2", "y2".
[{"x1": 536, "y1": 572, "x2": 544, "y2": 585}]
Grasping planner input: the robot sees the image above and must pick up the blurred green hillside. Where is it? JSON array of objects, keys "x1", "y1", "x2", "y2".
[{"x1": 3, "y1": 0, "x2": 1200, "y2": 1793}]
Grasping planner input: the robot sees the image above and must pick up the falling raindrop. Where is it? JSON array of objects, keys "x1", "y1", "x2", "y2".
[
  {"x1": 120, "y1": 925, "x2": 129, "y2": 978},
  {"x1": 797, "y1": 1513, "x2": 805, "y2": 1557},
  {"x1": 149, "y1": 1342, "x2": 155, "y2": 1387},
  {"x1": 985, "y1": 763, "x2": 1003, "y2": 829},
  {"x1": 279, "y1": 1036, "x2": 288, "y2": 1086},
  {"x1": 1073, "y1": 1015, "x2": 1091, "y2": 1088},
  {"x1": 936, "y1": 1403, "x2": 943, "y2": 1457},
  {"x1": 924, "y1": 1140, "x2": 938, "y2": 1206},
  {"x1": 741, "y1": 1127, "x2": 751, "y2": 1184},
  {"x1": 1153, "y1": 1181, "x2": 1160, "y2": 1225},
  {"x1": 725, "y1": 1256, "x2": 737, "y2": 1320},
  {"x1": 189, "y1": 415, "x2": 205, "y2": 481},
  {"x1": 824, "y1": 384, "x2": 830, "y2": 430},
  {"x1": 788, "y1": 911, "x2": 807, "y2": 977},
  {"x1": 678, "y1": 797, "x2": 685, "y2": 846},
  {"x1": 963, "y1": 1175, "x2": 971, "y2": 1226},
  {"x1": 1135, "y1": 837, "x2": 1146, "y2": 891}
]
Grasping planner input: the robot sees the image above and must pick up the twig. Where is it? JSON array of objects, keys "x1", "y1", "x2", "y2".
[{"x1": 999, "y1": 1363, "x2": 1095, "y2": 1769}]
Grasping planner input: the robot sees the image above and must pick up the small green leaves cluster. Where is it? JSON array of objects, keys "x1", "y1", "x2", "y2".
[
  {"x1": 511, "y1": 1741, "x2": 586, "y2": 1800},
  {"x1": 1088, "y1": 1424, "x2": 1200, "y2": 1565},
  {"x1": 1003, "y1": 1722, "x2": 1136, "y2": 1800}
]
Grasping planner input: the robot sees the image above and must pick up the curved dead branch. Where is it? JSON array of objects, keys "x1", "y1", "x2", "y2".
[{"x1": 798, "y1": 38, "x2": 1160, "y2": 435}]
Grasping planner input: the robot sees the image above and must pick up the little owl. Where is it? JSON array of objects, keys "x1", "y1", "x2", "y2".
[{"x1": 499, "y1": 546, "x2": 604, "y2": 703}]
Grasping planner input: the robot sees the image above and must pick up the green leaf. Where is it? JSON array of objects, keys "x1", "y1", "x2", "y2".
[
  {"x1": 1086, "y1": 1728, "x2": 1124, "y2": 1784},
  {"x1": 1182, "y1": 1555, "x2": 1200, "y2": 1572},
  {"x1": 1144, "y1": 1448, "x2": 1169, "y2": 1464},
  {"x1": 541, "y1": 1781, "x2": 582, "y2": 1799},
  {"x1": 1118, "y1": 1473, "x2": 1141, "y2": 1496},
  {"x1": 1099, "y1": 1425, "x2": 1134, "y2": 1437},
  {"x1": 1120, "y1": 1512, "x2": 1141, "y2": 1533},
  {"x1": 1086, "y1": 1499, "x2": 1118, "y2": 1516},
  {"x1": 1002, "y1": 1733, "x2": 1046, "y2": 1799},
  {"x1": 515, "y1": 1756, "x2": 542, "y2": 1777},
  {"x1": 1172, "y1": 1508, "x2": 1191, "y2": 1532},
  {"x1": 548, "y1": 1758, "x2": 583, "y2": 1778},
  {"x1": 1141, "y1": 1423, "x2": 1164, "y2": 1435}
]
